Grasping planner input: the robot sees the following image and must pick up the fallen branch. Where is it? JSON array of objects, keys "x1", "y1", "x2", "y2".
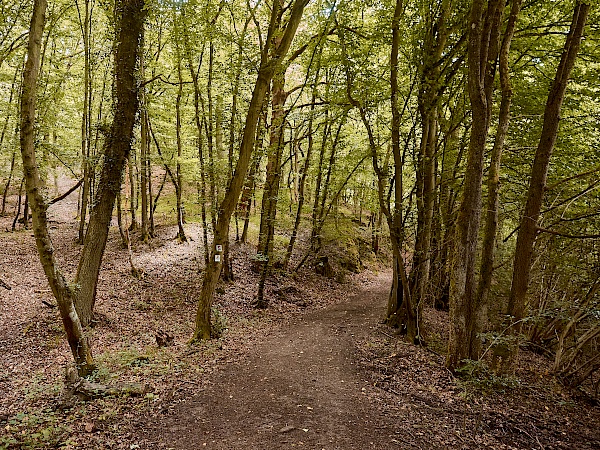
[
  {"x1": 0, "y1": 278, "x2": 10, "y2": 290},
  {"x1": 64, "y1": 365, "x2": 148, "y2": 401}
]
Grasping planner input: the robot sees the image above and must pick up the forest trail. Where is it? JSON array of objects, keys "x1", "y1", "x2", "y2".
[{"x1": 143, "y1": 272, "x2": 399, "y2": 449}]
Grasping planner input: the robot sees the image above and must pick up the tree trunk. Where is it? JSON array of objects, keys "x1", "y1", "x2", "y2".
[
  {"x1": 19, "y1": 0, "x2": 95, "y2": 377},
  {"x1": 183, "y1": 37, "x2": 210, "y2": 265},
  {"x1": 139, "y1": 34, "x2": 150, "y2": 242},
  {"x1": 1, "y1": 65, "x2": 19, "y2": 216},
  {"x1": 476, "y1": 0, "x2": 521, "y2": 332},
  {"x1": 447, "y1": 0, "x2": 504, "y2": 371},
  {"x1": 193, "y1": 0, "x2": 309, "y2": 340},
  {"x1": 75, "y1": 0, "x2": 146, "y2": 326},
  {"x1": 309, "y1": 103, "x2": 330, "y2": 251},
  {"x1": 206, "y1": 42, "x2": 218, "y2": 233},
  {"x1": 12, "y1": 178, "x2": 24, "y2": 231},
  {"x1": 175, "y1": 55, "x2": 187, "y2": 242},
  {"x1": 505, "y1": 1, "x2": 589, "y2": 370},
  {"x1": 229, "y1": 14, "x2": 253, "y2": 242},
  {"x1": 410, "y1": 0, "x2": 451, "y2": 312},
  {"x1": 76, "y1": 0, "x2": 92, "y2": 245},
  {"x1": 256, "y1": 56, "x2": 288, "y2": 307},
  {"x1": 239, "y1": 96, "x2": 268, "y2": 245},
  {"x1": 381, "y1": 0, "x2": 421, "y2": 342},
  {"x1": 284, "y1": 82, "x2": 318, "y2": 269},
  {"x1": 127, "y1": 152, "x2": 138, "y2": 231},
  {"x1": 1, "y1": 149, "x2": 16, "y2": 216},
  {"x1": 257, "y1": 66, "x2": 287, "y2": 257}
]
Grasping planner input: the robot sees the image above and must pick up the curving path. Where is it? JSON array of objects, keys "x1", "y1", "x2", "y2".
[{"x1": 142, "y1": 272, "x2": 400, "y2": 449}]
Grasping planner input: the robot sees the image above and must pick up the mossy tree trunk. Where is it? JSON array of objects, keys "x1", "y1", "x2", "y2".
[
  {"x1": 505, "y1": 1, "x2": 589, "y2": 372},
  {"x1": 447, "y1": 0, "x2": 504, "y2": 372},
  {"x1": 75, "y1": 0, "x2": 146, "y2": 326},
  {"x1": 193, "y1": 0, "x2": 309, "y2": 341},
  {"x1": 20, "y1": 0, "x2": 95, "y2": 377}
]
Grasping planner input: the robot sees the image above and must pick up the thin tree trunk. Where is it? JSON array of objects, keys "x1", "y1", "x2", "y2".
[
  {"x1": 1, "y1": 149, "x2": 16, "y2": 216},
  {"x1": 240, "y1": 103, "x2": 267, "y2": 244},
  {"x1": 505, "y1": 1, "x2": 589, "y2": 370},
  {"x1": 76, "y1": 0, "x2": 92, "y2": 245},
  {"x1": 229, "y1": 15, "x2": 253, "y2": 242},
  {"x1": 140, "y1": 34, "x2": 150, "y2": 242},
  {"x1": 12, "y1": 178, "x2": 24, "y2": 231},
  {"x1": 116, "y1": 189, "x2": 128, "y2": 247},
  {"x1": 1, "y1": 65, "x2": 19, "y2": 216},
  {"x1": 309, "y1": 105, "x2": 330, "y2": 250},
  {"x1": 284, "y1": 94, "x2": 316, "y2": 269},
  {"x1": 127, "y1": 152, "x2": 137, "y2": 230},
  {"x1": 206, "y1": 42, "x2": 218, "y2": 232},
  {"x1": 193, "y1": 0, "x2": 309, "y2": 340},
  {"x1": 19, "y1": 0, "x2": 95, "y2": 376},
  {"x1": 175, "y1": 55, "x2": 187, "y2": 242},
  {"x1": 23, "y1": 193, "x2": 30, "y2": 229},
  {"x1": 316, "y1": 114, "x2": 345, "y2": 239},
  {"x1": 476, "y1": 0, "x2": 521, "y2": 332},
  {"x1": 376, "y1": 0, "x2": 421, "y2": 342},
  {"x1": 183, "y1": 39, "x2": 210, "y2": 264},
  {"x1": 255, "y1": 85, "x2": 286, "y2": 307}
]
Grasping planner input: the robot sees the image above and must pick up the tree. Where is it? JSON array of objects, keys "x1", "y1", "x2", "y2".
[
  {"x1": 20, "y1": 0, "x2": 95, "y2": 376},
  {"x1": 193, "y1": 0, "x2": 310, "y2": 340},
  {"x1": 20, "y1": 0, "x2": 146, "y2": 377},
  {"x1": 504, "y1": 1, "x2": 590, "y2": 371},
  {"x1": 446, "y1": 0, "x2": 505, "y2": 371}
]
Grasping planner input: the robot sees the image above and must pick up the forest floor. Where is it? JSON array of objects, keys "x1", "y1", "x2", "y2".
[{"x1": 0, "y1": 178, "x2": 599, "y2": 449}]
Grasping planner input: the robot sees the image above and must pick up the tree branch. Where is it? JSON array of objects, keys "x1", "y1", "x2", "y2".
[{"x1": 537, "y1": 226, "x2": 600, "y2": 239}]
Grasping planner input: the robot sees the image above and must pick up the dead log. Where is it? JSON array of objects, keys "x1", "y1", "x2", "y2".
[{"x1": 64, "y1": 365, "x2": 148, "y2": 401}]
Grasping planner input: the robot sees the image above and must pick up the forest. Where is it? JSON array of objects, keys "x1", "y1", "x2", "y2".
[{"x1": 0, "y1": 0, "x2": 599, "y2": 448}]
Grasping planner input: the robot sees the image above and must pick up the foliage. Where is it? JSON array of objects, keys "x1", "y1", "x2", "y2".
[
  {"x1": 456, "y1": 359, "x2": 520, "y2": 399},
  {"x1": 2, "y1": 0, "x2": 600, "y2": 408}
]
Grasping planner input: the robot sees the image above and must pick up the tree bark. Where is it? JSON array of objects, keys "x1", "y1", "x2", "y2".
[
  {"x1": 174, "y1": 54, "x2": 187, "y2": 242},
  {"x1": 139, "y1": 33, "x2": 150, "y2": 242},
  {"x1": 1, "y1": 65, "x2": 19, "y2": 216},
  {"x1": 75, "y1": 0, "x2": 146, "y2": 326},
  {"x1": 284, "y1": 82, "x2": 318, "y2": 269},
  {"x1": 239, "y1": 117, "x2": 266, "y2": 244},
  {"x1": 257, "y1": 70, "x2": 287, "y2": 258},
  {"x1": 506, "y1": 1, "x2": 589, "y2": 370},
  {"x1": 447, "y1": 0, "x2": 504, "y2": 371},
  {"x1": 409, "y1": 0, "x2": 450, "y2": 318},
  {"x1": 19, "y1": 0, "x2": 95, "y2": 376},
  {"x1": 182, "y1": 36, "x2": 210, "y2": 264},
  {"x1": 76, "y1": 0, "x2": 93, "y2": 245},
  {"x1": 476, "y1": 0, "x2": 521, "y2": 332},
  {"x1": 193, "y1": 0, "x2": 309, "y2": 341},
  {"x1": 256, "y1": 40, "x2": 289, "y2": 307}
]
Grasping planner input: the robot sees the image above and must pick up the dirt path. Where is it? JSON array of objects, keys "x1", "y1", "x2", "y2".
[{"x1": 142, "y1": 272, "x2": 399, "y2": 449}]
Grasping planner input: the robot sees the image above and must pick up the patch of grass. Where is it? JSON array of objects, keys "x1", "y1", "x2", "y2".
[
  {"x1": 94, "y1": 347, "x2": 152, "y2": 374},
  {"x1": 1, "y1": 408, "x2": 77, "y2": 449},
  {"x1": 456, "y1": 359, "x2": 520, "y2": 399},
  {"x1": 133, "y1": 299, "x2": 151, "y2": 311}
]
